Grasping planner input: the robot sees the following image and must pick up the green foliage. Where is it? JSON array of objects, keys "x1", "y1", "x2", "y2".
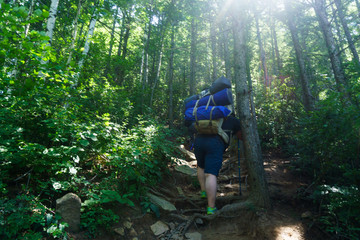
[
  {"x1": 311, "y1": 185, "x2": 360, "y2": 239},
  {"x1": 0, "y1": 194, "x2": 68, "y2": 240},
  {"x1": 256, "y1": 79, "x2": 303, "y2": 153},
  {"x1": 293, "y1": 93, "x2": 359, "y2": 185}
]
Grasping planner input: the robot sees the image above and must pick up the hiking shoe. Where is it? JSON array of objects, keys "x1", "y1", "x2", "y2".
[
  {"x1": 207, "y1": 206, "x2": 218, "y2": 215},
  {"x1": 201, "y1": 191, "x2": 207, "y2": 199}
]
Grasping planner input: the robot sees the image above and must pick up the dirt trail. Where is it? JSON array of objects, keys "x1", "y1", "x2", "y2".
[
  {"x1": 73, "y1": 146, "x2": 323, "y2": 240},
  {"x1": 130, "y1": 147, "x2": 318, "y2": 240}
]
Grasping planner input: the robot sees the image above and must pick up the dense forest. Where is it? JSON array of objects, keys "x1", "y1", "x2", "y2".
[{"x1": 0, "y1": 0, "x2": 359, "y2": 239}]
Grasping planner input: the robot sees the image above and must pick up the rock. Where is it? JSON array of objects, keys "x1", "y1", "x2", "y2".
[
  {"x1": 185, "y1": 232, "x2": 202, "y2": 240},
  {"x1": 177, "y1": 145, "x2": 196, "y2": 160},
  {"x1": 150, "y1": 221, "x2": 169, "y2": 236},
  {"x1": 177, "y1": 187, "x2": 184, "y2": 196},
  {"x1": 123, "y1": 220, "x2": 133, "y2": 229},
  {"x1": 195, "y1": 218, "x2": 203, "y2": 225},
  {"x1": 174, "y1": 165, "x2": 197, "y2": 176},
  {"x1": 129, "y1": 228, "x2": 137, "y2": 237},
  {"x1": 114, "y1": 227, "x2": 125, "y2": 236},
  {"x1": 56, "y1": 193, "x2": 81, "y2": 233},
  {"x1": 301, "y1": 211, "x2": 313, "y2": 219},
  {"x1": 169, "y1": 222, "x2": 176, "y2": 230},
  {"x1": 172, "y1": 233, "x2": 184, "y2": 240},
  {"x1": 147, "y1": 193, "x2": 177, "y2": 212}
]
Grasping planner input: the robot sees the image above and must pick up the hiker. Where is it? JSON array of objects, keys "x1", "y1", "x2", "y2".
[{"x1": 193, "y1": 114, "x2": 242, "y2": 215}]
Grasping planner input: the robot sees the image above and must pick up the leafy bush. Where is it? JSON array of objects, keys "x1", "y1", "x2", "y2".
[
  {"x1": 311, "y1": 185, "x2": 360, "y2": 239},
  {"x1": 0, "y1": 194, "x2": 68, "y2": 240},
  {"x1": 256, "y1": 79, "x2": 303, "y2": 153},
  {"x1": 293, "y1": 93, "x2": 359, "y2": 185}
]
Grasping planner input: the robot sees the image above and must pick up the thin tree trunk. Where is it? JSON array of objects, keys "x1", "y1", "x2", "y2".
[
  {"x1": 76, "y1": 10, "x2": 97, "y2": 82},
  {"x1": 40, "y1": 0, "x2": 59, "y2": 67},
  {"x1": 66, "y1": 0, "x2": 82, "y2": 66},
  {"x1": 150, "y1": 16, "x2": 166, "y2": 107},
  {"x1": 106, "y1": 6, "x2": 119, "y2": 75},
  {"x1": 168, "y1": 23, "x2": 175, "y2": 128},
  {"x1": 285, "y1": 2, "x2": 314, "y2": 111},
  {"x1": 313, "y1": 0, "x2": 349, "y2": 100},
  {"x1": 334, "y1": 0, "x2": 360, "y2": 68},
  {"x1": 330, "y1": 2, "x2": 344, "y2": 53},
  {"x1": 220, "y1": 23, "x2": 231, "y2": 79},
  {"x1": 271, "y1": 19, "x2": 282, "y2": 74},
  {"x1": 117, "y1": 10, "x2": 126, "y2": 57},
  {"x1": 150, "y1": 41, "x2": 163, "y2": 107},
  {"x1": 255, "y1": 13, "x2": 269, "y2": 89},
  {"x1": 189, "y1": 18, "x2": 197, "y2": 96},
  {"x1": 232, "y1": 4, "x2": 270, "y2": 209},
  {"x1": 210, "y1": 18, "x2": 218, "y2": 82}
]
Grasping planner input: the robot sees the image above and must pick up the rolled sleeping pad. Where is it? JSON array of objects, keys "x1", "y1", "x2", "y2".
[
  {"x1": 185, "y1": 88, "x2": 233, "y2": 110},
  {"x1": 184, "y1": 105, "x2": 232, "y2": 122},
  {"x1": 210, "y1": 76, "x2": 231, "y2": 94},
  {"x1": 184, "y1": 94, "x2": 199, "y2": 105}
]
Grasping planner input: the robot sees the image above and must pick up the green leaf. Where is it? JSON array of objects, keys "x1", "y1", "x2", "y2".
[{"x1": 79, "y1": 139, "x2": 89, "y2": 147}]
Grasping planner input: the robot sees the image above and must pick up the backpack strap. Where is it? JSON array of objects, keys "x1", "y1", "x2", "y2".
[{"x1": 205, "y1": 94, "x2": 216, "y2": 110}]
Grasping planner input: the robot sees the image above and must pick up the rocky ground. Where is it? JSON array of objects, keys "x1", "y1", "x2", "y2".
[{"x1": 70, "y1": 144, "x2": 324, "y2": 240}]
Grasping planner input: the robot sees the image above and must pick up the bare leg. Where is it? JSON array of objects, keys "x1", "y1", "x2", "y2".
[
  {"x1": 197, "y1": 167, "x2": 206, "y2": 192},
  {"x1": 205, "y1": 173, "x2": 217, "y2": 208}
]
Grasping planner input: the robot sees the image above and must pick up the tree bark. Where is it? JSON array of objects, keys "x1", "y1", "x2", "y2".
[
  {"x1": 66, "y1": 0, "x2": 82, "y2": 66},
  {"x1": 150, "y1": 17, "x2": 166, "y2": 107},
  {"x1": 271, "y1": 19, "x2": 282, "y2": 74},
  {"x1": 168, "y1": 23, "x2": 175, "y2": 128},
  {"x1": 40, "y1": 0, "x2": 59, "y2": 67},
  {"x1": 220, "y1": 22, "x2": 231, "y2": 79},
  {"x1": 313, "y1": 0, "x2": 349, "y2": 100},
  {"x1": 285, "y1": 2, "x2": 314, "y2": 111},
  {"x1": 106, "y1": 6, "x2": 119, "y2": 75},
  {"x1": 232, "y1": 4, "x2": 270, "y2": 209},
  {"x1": 76, "y1": 9, "x2": 97, "y2": 83},
  {"x1": 334, "y1": 0, "x2": 360, "y2": 68},
  {"x1": 189, "y1": 17, "x2": 197, "y2": 96},
  {"x1": 254, "y1": 13, "x2": 269, "y2": 89},
  {"x1": 210, "y1": 18, "x2": 218, "y2": 82}
]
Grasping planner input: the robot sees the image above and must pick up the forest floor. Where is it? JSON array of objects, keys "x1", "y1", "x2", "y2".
[{"x1": 71, "y1": 145, "x2": 325, "y2": 240}]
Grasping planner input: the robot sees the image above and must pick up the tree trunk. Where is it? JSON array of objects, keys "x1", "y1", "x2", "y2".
[
  {"x1": 40, "y1": 0, "x2": 59, "y2": 67},
  {"x1": 189, "y1": 18, "x2": 197, "y2": 96},
  {"x1": 117, "y1": 10, "x2": 126, "y2": 58},
  {"x1": 271, "y1": 19, "x2": 282, "y2": 74},
  {"x1": 150, "y1": 18, "x2": 166, "y2": 107},
  {"x1": 334, "y1": 0, "x2": 360, "y2": 68},
  {"x1": 76, "y1": 10, "x2": 97, "y2": 82},
  {"x1": 106, "y1": 6, "x2": 119, "y2": 75},
  {"x1": 66, "y1": 0, "x2": 82, "y2": 66},
  {"x1": 330, "y1": 2, "x2": 344, "y2": 53},
  {"x1": 168, "y1": 23, "x2": 175, "y2": 128},
  {"x1": 313, "y1": 0, "x2": 349, "y2": 100},
  {"x1": 254, "y1": 13, "x2": 269, "y2": 89},
  {"x1": 220, "y1": 23, "x2": 231, "y2": 79},
  {"x1": 210, "y1": 18, "x2": 218, "y2": 82},
  {"x1": 232, "y1": 4, "x2": 270, "y2": 209},
  {"x1": 285, "y1": 2, "x2": 314, "y2": 111}
]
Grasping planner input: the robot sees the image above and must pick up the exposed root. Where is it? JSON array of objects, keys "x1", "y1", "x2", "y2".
[{"x1": 169, "y1": 200, "x2": 255, "y2": 236}]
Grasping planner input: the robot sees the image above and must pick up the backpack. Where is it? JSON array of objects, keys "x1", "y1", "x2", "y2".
[
  {"x1": 184, "y1": 76, "x2": 233, "y2": 144},
  {"x1": 193, "y1": 100, "x2": 231, "y2": 144}
]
